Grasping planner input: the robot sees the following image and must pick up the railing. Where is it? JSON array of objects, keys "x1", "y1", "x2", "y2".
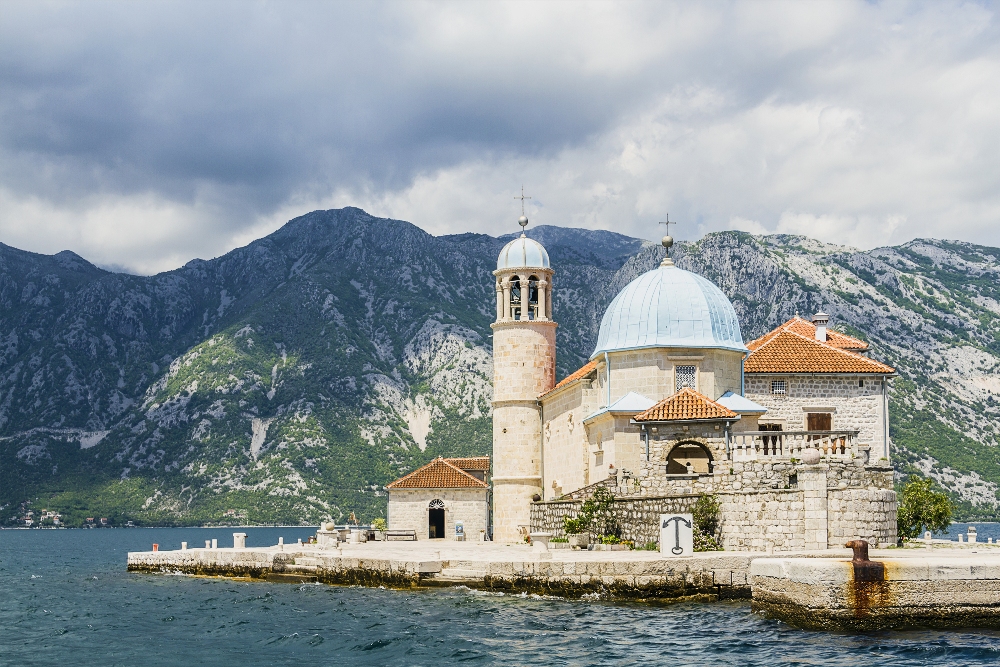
[{"x1": 728, "y1": 430, "x2": 859, "y2": 461}]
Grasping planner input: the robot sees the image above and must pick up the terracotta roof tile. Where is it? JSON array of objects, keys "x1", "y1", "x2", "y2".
[
  {"x1": 556, "y1": 360, "x2": 598, "y2": 389},
  {"x1": 540, "y1": 360, "x2": 598, "y2": 398},
  {"x1": 748, "y1": 316, "x2": 869, "y2": 352},
  {"x1": 386, "y1": 458, "x2": 490, "y2": 489},
  {"x1": 633, "y1": 387, "x2": 738, "y2": 422},
  {"x1": 444, "y1": 456, "x2": 490, "y2": 471},
  {"x1": 744, "y1": 329, "x2": 895, "y2": 374}
]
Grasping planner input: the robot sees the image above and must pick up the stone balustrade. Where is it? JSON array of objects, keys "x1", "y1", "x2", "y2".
[{"x1": 728, "y1": 430, "x2": 858, "y2": 461}]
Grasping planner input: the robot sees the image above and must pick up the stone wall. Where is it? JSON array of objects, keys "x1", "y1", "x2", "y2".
[
  {"x1": 387, "y1": 488, "x2": 489, "y2": 540},
  {"x1": 532, "y1": 460, "x2": 897, "y2": 551},
  {"x1": 530, "y1": 494, "x2": 700, "y2": 546},
  {"x1": 594, "y1": 347, "x2": 743, "y2": 406},
  {"x1": 541, "y1": 379, "x2": 599, "y2": 499}
]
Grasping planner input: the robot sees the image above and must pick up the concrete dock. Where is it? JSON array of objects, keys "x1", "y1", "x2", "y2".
[{"x1": 128, "y1": 537, "x2": 1000, "y2": 630}]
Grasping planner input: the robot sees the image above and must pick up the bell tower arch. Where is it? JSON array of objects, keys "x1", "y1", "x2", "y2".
[{"x1": 491, "y1": 214, "x2": 556, "y2": 542}]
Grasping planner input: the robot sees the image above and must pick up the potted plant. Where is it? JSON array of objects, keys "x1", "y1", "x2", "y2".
[
  {"x1": 372, "y1": 517, "x2": 387, "y2": 541},
  {"x1": 563, "y1": 515, "x2": 590, "y2": 549}
]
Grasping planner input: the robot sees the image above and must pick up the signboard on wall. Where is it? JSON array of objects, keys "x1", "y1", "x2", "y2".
[{"x1": 660, "y1": 514, "x2": 693, "y2": 557}]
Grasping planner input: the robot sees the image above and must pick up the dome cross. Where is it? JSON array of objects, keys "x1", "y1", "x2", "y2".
[{"x1": 659, "y1": 215, "x2": 677, "y2": 267}]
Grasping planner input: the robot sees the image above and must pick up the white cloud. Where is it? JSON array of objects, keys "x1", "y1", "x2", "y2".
[{"x1": 1, "y1": 1, "x2": 999, "y2": 272}]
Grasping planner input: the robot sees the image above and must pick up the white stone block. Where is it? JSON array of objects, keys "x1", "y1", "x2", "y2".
[{"x1": 660, "y1": 513, "x2": 694, "y2": 558}]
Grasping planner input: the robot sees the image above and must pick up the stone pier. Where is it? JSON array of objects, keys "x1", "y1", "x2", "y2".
[{"x1": 128, "y1": 538, "x2": 1000, "y2": 630}]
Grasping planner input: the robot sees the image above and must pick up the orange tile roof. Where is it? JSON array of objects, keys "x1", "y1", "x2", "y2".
[
  {"x1": 539, "y1": 359, "x2": 598, "y2": 398},
  {"x1": 556, "y1": 360, "x2": 598, "y2": 388},
  {"x1": 633, "y1": 387, "x2": 738, "y2": 422},
  {"x1": 386, "y1": 458, "x2": 490, "y2": 489},
  {"x1": 744, "y1": 329, "x2": 895, "y2": 374},
  {"x1": 444, "y1": 456, "x2": 490, "y2": 471},
  {"x1": 748, "y1": 316, "x2": 869, "y2": 352}
]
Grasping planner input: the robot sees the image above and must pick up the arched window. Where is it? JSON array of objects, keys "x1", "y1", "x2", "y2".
[
  {"x1": 510, "y1": 275, "x2": 521, "y2": 320},
  {"x1": 666, "y1": 442, "x2": 714, "y2": 475},
  {"x1": 527, "y1": 275, "x2": 539, "y2": 320}
]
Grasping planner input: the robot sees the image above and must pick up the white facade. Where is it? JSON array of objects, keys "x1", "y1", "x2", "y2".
[{"x1": 387, "y1": 488, "x2": 489, "y2": 540}]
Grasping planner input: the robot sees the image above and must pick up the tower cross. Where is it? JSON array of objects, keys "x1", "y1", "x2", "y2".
[
  {"x1": 659, "y1": 215, "x2": 676, "y2": 237},
  {"x1": 515, "y1": 186, "x2": 532, "y2": 216}
]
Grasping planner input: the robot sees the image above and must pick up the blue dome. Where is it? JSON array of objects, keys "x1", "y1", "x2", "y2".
[
  {"x1": 591, "y1": 265, "x2": 747, "y2": 358},
  {"x1": 497, "y1": 235, "x2": 550, "y2": 271}
]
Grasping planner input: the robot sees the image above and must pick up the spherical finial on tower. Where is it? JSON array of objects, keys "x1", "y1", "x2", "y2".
[{"x1": 518, "y1": 215, "x2": 529, "y2": 237}]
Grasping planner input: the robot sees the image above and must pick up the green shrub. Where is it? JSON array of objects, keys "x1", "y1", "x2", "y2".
[
  {"x1": 562, "y1": 486, "x2": 618, "y2": 537},
  {"x1": 693, "y1": 494, "x2": 722, "y2": 552},
  {"x1": 372, "y1": 517, "x2": 387, "y2": 531},
  {"x1": 897, "y1": 477, "x2": 952, "y2": 541}
]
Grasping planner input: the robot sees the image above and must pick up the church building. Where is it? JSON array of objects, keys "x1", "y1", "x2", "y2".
[{"x1": 492, "y1": 217, "x2": 898, "y2": 550}]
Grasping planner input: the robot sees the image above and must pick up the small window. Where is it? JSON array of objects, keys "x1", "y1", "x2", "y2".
[
  {"x1": 859, "y1": 379, "x2": 865, "y2": 388},
  {"x1": 771, "y1": 380, "x2": 786, "y2": 395},
  {"x1": 675, "y1": 365, "x2": 696, "y2": 391}
]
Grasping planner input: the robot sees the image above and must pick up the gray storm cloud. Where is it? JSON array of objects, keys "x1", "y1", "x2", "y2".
[{"x1": 1, "y1": 1, "x2": 998, "y2": 273}]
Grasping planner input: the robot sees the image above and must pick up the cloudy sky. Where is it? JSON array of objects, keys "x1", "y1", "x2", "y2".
[{"x1": 2, "y1": 1, "x2": 999, "y2": 273}]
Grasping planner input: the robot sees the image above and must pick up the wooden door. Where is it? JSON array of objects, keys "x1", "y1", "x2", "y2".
[{"x1": 807, "y1": 413, "x2": 832, "y2": 431}]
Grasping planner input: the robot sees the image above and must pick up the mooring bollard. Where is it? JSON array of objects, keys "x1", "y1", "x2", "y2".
[
  {"x1": 968, "y1": 526, "x2": 977, "y2": 544},
  {"x1": 181, "y1": 542, "x2": 188, "y2": 550},
  {"x1": 958, "y1": 534, "x2": 964, "y2": 543},
  {"x1": 211, "y1": 538, "x2": 218, "y2": 549},
  {"x1": 205, "y1": 540, "x2": 211, "y2": 549},
  {"x1": 233, "y1": 533, "x2": 247, "y2": 549},
  {"x1": 278, "y1": 536, "x2": 284, "y2": 551},
  {"x1": 152, "y1": 544, "x2": 158, "y2": 552},
  {"x1": 924, "y1": 531, "x2": 932, "y2": 548}
]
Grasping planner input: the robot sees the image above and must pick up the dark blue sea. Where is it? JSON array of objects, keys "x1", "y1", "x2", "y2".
[{"x1": 2, "y1": 527, "x2": 1000, "y2": 666}]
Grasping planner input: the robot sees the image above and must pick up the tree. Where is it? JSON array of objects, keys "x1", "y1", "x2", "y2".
[{"x1": 897, "y1": 477, "x2": 952, "y2": 541}]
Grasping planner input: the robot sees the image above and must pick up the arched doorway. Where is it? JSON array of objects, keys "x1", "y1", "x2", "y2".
[
  {"x1": 666, "y1": 442, "x2": 714, "y2": 474},
  {"x1": 428, "y1": 499, "x2": 445, "y2": 539}
]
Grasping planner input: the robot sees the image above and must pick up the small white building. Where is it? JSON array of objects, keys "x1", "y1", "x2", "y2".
[{"x1": 386, "y1": 457, "x2": 490, "y2": 540}]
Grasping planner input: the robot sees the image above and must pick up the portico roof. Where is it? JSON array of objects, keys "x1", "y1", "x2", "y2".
[{"x1": 632, "y1": 387, "x2": 738, "y2": 422}]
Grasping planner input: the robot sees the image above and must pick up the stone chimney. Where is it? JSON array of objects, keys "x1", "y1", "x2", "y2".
[{"x1": 812, "y1": 312, "x2": 829, "y2": 342}]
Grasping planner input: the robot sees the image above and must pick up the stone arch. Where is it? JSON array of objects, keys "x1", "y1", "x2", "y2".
[
  {"x1": 428, "y1": 498, "x2": 445, "y2": 538},
  {"x1": 527, "y1": 274, "x2": 539, "y2": 319},
  {"x1": 665, "y1": 441, "x2": 714, "y2": 474},
  {"x1": 509, "y1": 274, "x2": 522, "y2": 319}
]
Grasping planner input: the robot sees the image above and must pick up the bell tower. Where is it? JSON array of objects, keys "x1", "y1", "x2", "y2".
[{"x1": 491, "y1": 212, "x2": 556, "y2": 542}]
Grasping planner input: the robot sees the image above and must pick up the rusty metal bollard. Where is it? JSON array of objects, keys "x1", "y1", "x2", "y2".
[{"x1": 845, "y1": 539, "x2": 884, "y2": 582}]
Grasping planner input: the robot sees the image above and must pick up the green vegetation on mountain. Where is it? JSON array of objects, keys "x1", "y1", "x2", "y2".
[{"x1": 1, "y1": 208, "x2": 998, "y2": 525}]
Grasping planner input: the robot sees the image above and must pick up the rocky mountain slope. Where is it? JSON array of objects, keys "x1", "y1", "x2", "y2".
[{"x1": 1, "y1": 208, "x2": 998, "y2": 525}]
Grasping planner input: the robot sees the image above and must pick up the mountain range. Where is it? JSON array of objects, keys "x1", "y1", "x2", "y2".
[{"x1": 2, "y1": 207, "x2": 998, "y2": 526}]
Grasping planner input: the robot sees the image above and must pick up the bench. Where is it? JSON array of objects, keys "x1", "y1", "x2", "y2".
[{"x1": 384, "y1": 530, "x2": 417, "y2": 541}]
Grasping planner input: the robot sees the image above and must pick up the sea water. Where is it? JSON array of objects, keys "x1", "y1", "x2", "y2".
[{"x1": 1, "y1": 528, "x2": 999, "y2": 667}]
